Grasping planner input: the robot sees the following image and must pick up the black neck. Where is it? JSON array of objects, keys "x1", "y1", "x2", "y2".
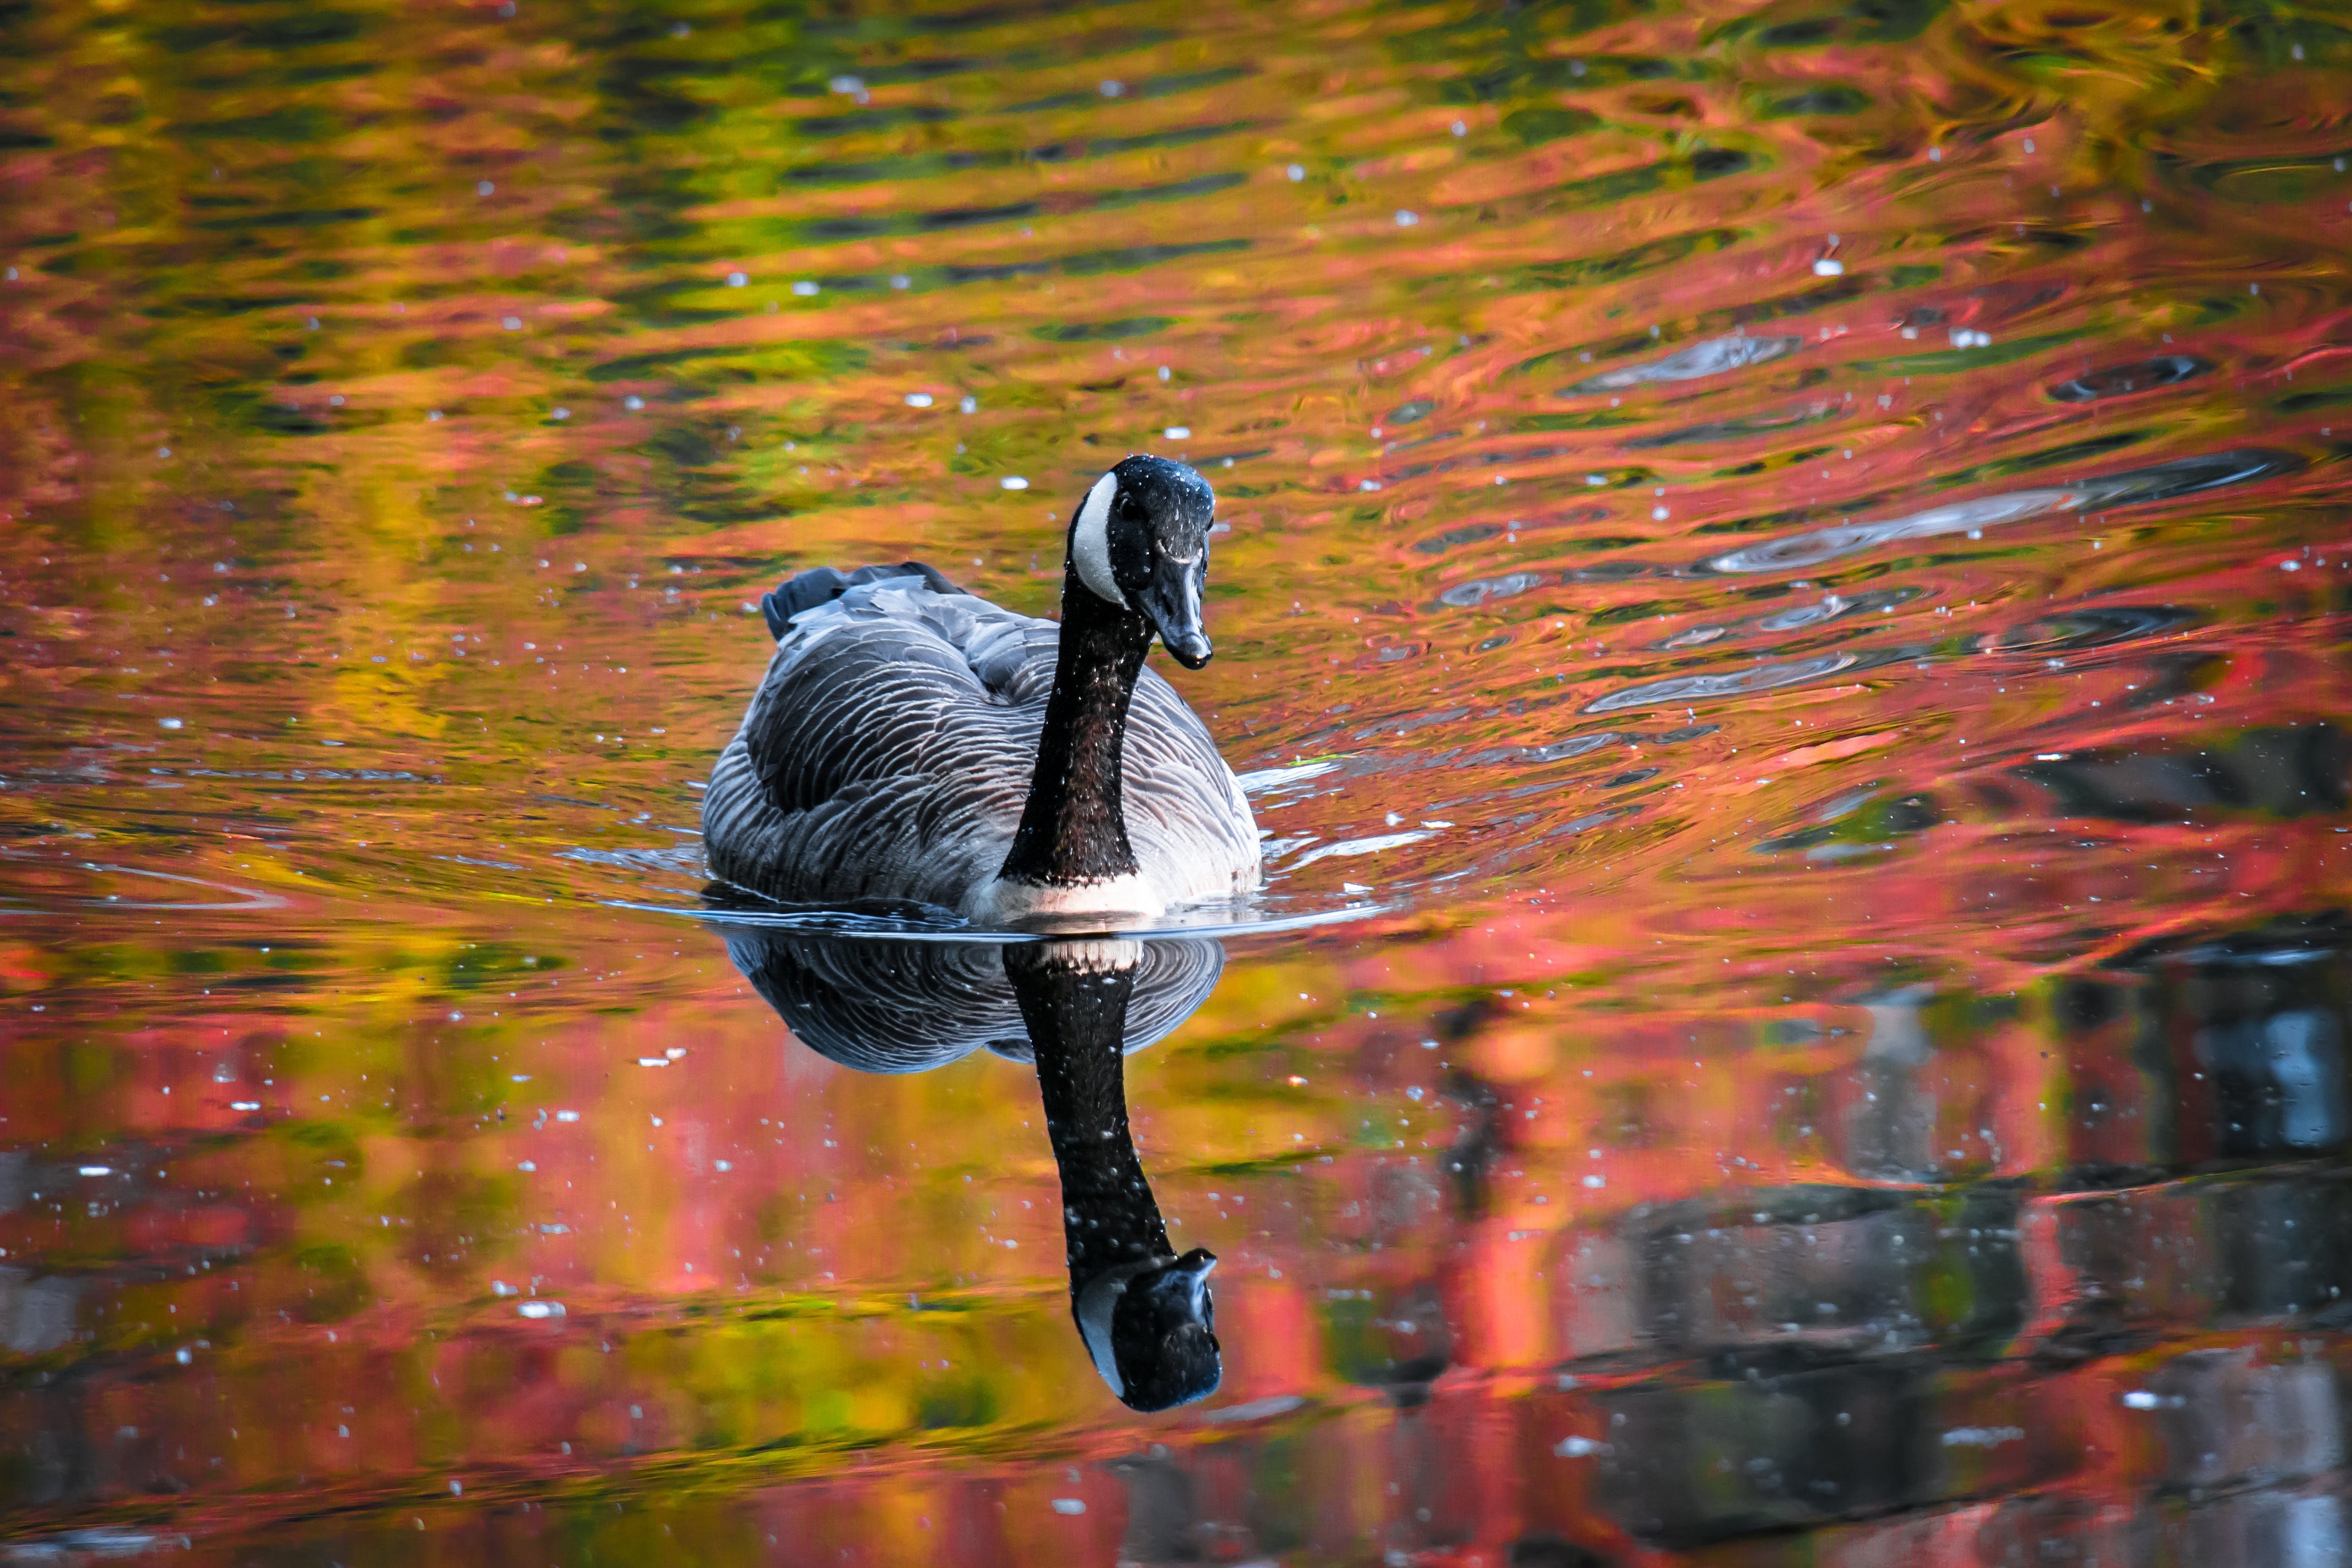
[
  {"x1": 1005, "y1": 942, "x2": 1171, "y2": 1292},
  {"x1": 998, "y1": 578, "x2": 1152, "y2": 887}
]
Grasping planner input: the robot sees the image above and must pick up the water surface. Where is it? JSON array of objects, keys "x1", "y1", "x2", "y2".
[{"x1": 5, "y1": 0, "x2": 2352, "y2": 1561}]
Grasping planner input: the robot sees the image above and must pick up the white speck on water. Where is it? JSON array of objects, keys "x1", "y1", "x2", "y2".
[
  {"x1": 637, "y1": 1056, "x2": 668, "y2": 1067},
  {"x1": 556, "y1": 1110, "x2": 580, "y2": 1121},
  {"x1": 624, "y1": 395, "x2": 644, "y2": 410},
  {"x1": 726, "y1": 270, "x2": 746, "y2": 287},
  {"x1": 829, "y1": 75, "x2": 863, "y2": 95},
  {"x1": 1164, "y1": 425, "x2": 1190, "y2": 439},
  {"x1": 518, "y1": 1301, "x2": 563, "y2": 1319},
  {"x1": 517, "y1": 1161, "x2": 535, "y2": 1172},
  {"x1": 476, "y1": 180, "x2": 494, "y2": 196},
  {"x1": 792, "y1": 280, "x2": 819, "y2": 296},
  {"x1": 78, "y1": 1166, "x2": 111, "y2": 1177},
  {"x1": 1051, "y1": 1499, "x2": 1087, "y2": 1515},
  {"x1": 1286, "y1": 163, "x2": 1305, "y2": 181},
  {"x1": 1451, "y1": 120, "x2": 1467, "y2": 136},
  {"x1": 231, "y1": 1101, "x2": 260, "y2": 1111},
  {"x1": 1813, "y1": 258, "x2": 1844, "y2": 276},
  {"x1": 1394, "y1": 209, "x2": 1419, "y2": 226},
  {"x1": 1942, "y1": 1426, "x2": 2024, "y2": 1447},
  {"x1": 890, "y1": 274, "x2": 911, "y2": 289},
  {"x1": 906, "y1": 392, "x2": 934, "y2": 407},
  {"x1": 1099, "y1": 80, "x2": 1123, "y2": 97},
  {"x1": 714, "y1": 1160, "x2": 732, "y2": 1172},
  {"x1": 1001, "y1": 476, "x2": 1029, "y2": 490},
  {"x1": 159, "y1": 718, "x2": 183, "y2": 730},
  {"x1": 1289, "y1": 830, "x2": 1429, "y2": 870},
  {"x1": 501, "y1": 316, "x2": 522, "y2": 330},
  {"x1": 1555, "y1": 1437, "x2": 1600, "y2": 1457},
  {"x1": 960, "y1": 394, "x2": 978, "y2": 412}
]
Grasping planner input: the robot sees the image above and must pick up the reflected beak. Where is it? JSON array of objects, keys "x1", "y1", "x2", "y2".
[
  {"x1": 1147, "y1": 1250, "x2": 1223, "y2": 1316},
  {"x1": 1137, "y1": 557, "x2": 1212, "y2": 669},
  {"x1": 1154, "y1": 1247, "x2": 1218, "y2": 1310}
]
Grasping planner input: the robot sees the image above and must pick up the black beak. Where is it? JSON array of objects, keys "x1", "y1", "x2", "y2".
[{"x1": 1136, "y1": 557, "x2": 1211, "y2": 669}]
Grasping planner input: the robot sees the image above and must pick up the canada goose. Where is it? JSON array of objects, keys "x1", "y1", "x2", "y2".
[
  {"x1": 723, "y1": 926, "x2": 1225, "y2": 1411},
  {"x1": 701, "y1": 454, "x2": 1260, "y2": 924}
]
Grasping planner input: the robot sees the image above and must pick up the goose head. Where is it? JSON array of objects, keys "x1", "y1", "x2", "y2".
[
  {"x1": 1075, "y1": 1246, "x2": 1221, "y2": 1412},
  {"x1": 1069, "y1": 454, "x2": 1218, "y2": 668}
]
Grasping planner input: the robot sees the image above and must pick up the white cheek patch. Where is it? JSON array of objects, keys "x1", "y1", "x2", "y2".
[
  {"x1": 1075, "y1": 1254, "x2": 1167, "y2": 1398},
  {"x1": 1071, "y1": 470, "x2": 1126, "y2": 607}
]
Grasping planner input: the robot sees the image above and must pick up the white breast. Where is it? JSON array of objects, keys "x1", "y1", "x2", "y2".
[{"x1": 966, "y1": 870, "x2": 1166, "y2": 924}]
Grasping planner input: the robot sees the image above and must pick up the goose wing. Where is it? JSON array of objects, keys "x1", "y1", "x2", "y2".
[
  {"x1": 703, "y1": 575, "x2": 1050, "y2": 908},
  {"x1": 1120, "y1": 667, "x2": 1262, "y2": 901}
]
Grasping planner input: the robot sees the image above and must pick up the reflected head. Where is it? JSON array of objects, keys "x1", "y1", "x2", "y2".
[{"x1": 1075, "y1": 1247, "x2": 1221, "y2": 1412}]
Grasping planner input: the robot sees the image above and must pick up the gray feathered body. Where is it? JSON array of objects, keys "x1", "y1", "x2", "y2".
[
  {"x1": 719, "y1": 931, "x2": 1225, "y2": 1072},
  {"x1": 701, "y1": 574, "x2": 1260, "y2": 919}
]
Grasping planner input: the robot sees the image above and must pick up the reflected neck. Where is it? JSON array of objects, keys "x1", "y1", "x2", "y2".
[
  {"x1": 1005, "y1": 942, "x2": 1171, "y2": 1291},
  {"x1": 998, "y1": 578, "x2": 1152, "y2": 888}
]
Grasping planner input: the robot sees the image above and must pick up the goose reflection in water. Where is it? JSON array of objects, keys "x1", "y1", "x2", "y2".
[{"x1": 720, "y1": 926, "x2": 1226, "y2": 1412}]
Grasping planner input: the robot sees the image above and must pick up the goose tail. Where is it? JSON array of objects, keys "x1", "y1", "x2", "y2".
[{"x1": 759, "y1": 561, "x2": 966, "y2": 639}]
